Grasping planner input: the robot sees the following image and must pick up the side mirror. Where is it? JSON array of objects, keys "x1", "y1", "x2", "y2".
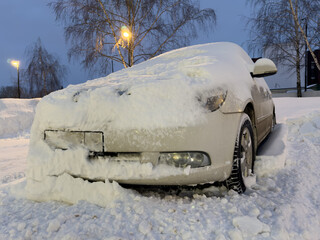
[{"x1": 251, "y1": 58, "x2": 277, "y2": 78}]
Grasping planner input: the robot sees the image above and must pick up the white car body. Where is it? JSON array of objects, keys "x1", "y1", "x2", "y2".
[{"x1": 27, "y1": 42, "x2": 276, "y2": 193}]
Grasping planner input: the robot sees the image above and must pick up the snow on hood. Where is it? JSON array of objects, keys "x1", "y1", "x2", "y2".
[{"x1": 33, "y1": 42, "x2": 254, "y2": 133}]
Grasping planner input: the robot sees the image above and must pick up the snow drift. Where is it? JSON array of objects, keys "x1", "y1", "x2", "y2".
[{"x1": 0, "y1": 99, "x2": 39, "y2": 138}]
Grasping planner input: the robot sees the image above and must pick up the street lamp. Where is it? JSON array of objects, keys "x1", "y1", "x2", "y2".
[
  {"x1": 302, "y1": 18, "x2": 308, "y2": 92},
  {"x1": 121, "y1": 26, "x2": 133, "y2": 67},
  {"x1": 121, "y1": 26, "x2": 131, "y2": 40},
  {"x1": 304, "y1": 20, "x2": 308, "y2": 92},
  {"x1": 10, "y1": 60, "x2": 20, "y2": 98}
]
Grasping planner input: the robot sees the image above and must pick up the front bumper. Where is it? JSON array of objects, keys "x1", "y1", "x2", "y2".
[{"x1": 42, "y1": 110, "x2": 241, "y2": 185}]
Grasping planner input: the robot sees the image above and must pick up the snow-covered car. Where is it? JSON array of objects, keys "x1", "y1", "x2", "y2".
[{"x1": 27, "y1": 42, "x2": 277, "y2": 194}]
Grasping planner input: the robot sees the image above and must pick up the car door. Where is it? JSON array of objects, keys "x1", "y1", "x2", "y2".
[{"x1": 251, "y1": 77, "x2": 274, "y2": 144}]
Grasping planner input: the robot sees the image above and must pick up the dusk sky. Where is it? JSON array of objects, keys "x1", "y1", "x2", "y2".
[{"x1": 0, "y1": 0, "x2": 252, "y2": 88}]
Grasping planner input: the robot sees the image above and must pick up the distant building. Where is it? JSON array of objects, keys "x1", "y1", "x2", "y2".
[
  {"x1": 307, "y1": 50, "x2": 320, "y2": 88},
  {"x1": 261, "y1": 47, "x2": 320, "y2": 91}
]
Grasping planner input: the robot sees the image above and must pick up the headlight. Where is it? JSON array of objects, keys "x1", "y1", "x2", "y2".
[
  {"x1": 159, "y1": 152, "x2": 211, "y2": 168},
  {"x1": 198, "y1": 89, "x2": 227, "y2": 112}
]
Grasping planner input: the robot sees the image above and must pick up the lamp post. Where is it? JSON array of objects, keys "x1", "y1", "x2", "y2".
[
  {"x1": 121, "y1": 26, "x2": 132, "y2": 67},
  {"x1": 10, "y1": 60, "x2": 20, "y2": 98},
  {"x1": 302, "y1": 18, "x2": 308, "y2": 92},
  {"x1": 304, "y1": 20, "x2": 308, "y2": 92}
]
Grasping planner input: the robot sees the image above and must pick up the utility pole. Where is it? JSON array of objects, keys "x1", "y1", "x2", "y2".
[
  {"x1": 10, "y1": 60, "x2": 20, "y2": 98},
  {"x1": 304, "y1": 21, "x2": 308, "y2": 92}
]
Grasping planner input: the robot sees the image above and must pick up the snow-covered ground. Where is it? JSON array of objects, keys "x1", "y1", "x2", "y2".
[
  {"x1": 0, "y1": 99, "x2": 39, "y2": 139},
  {"x1": 0, "y1": 99, "x2": 39, "y2": 186},
  {"x1": 1, "y1": 97, "x2": 320, "y2": 239}
]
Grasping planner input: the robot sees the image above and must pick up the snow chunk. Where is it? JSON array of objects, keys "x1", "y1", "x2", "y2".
[
  {"x1": 232, "y1": 216, "x2": 270, "y2": 238},
  {"x1": 17, "y1": 222, "x2": 26, "y2": 231},
  {"x1": 26, "y1": 173, "x2": 128, "y2": 207},
  {"x1": 138, "y1": 220, "x2": 152, "y2": 235},
  {"x1": 47, "y1": 219, "x2": 60, "y2": 233},
  {"x1": 228, "y1": 228, "x2": 243, "y2": 240}
]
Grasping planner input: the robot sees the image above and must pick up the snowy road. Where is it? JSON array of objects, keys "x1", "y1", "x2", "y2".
[{"x1": 1, "y1": 98, "x2": 320, "y2": 239}]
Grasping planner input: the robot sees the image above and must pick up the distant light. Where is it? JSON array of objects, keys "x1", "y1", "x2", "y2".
[{"x1": 10, "y1": 60, "x2": 20, "y2": 69}]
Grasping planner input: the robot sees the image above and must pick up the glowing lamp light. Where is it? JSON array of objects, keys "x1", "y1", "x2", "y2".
[
  {"x1": 121, "y1": 26, "x2": 131, "y2": 40},
  {"x1": 123, "y1": 31, "x2": 130, "y2": 38},
  {"x1": 10, "y1": 60, "x2": 20, "y2": 69}
]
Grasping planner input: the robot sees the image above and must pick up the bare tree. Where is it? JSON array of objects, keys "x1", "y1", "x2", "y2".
[
  {"x1": 24, "y1": 38, "x2": 67, "y2": 97},
  {"x1": 49, "y1": 0, "x2": 216, "y2": 74},
  {"x1": 288, "y1": 0, "x2": 320, "y2": 71},
  {"x1": 248, "y1": 0, "x2": 320, "y2": 97}
]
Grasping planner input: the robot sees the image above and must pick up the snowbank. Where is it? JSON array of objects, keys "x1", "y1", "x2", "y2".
[
  {"x1": 0, "y1": 99, "x2": 39, "y2": 138},
  {"x1": 0, "y1": 99, "x2": 39, "y2": 186},
  {"x1": 273, "y1": 97, "x2": 320, "y2": 122}
]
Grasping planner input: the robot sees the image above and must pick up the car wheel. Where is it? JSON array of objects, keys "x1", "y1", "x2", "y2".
[{"x1": 225, "y1": 114, "x2": 255, "y2": 194}]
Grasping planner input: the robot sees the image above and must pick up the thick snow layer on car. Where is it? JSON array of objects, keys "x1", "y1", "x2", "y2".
[
  {"x1": 32, "y1": 42, "x2": 253, "y2": 134},
  {"x1": 1, "y1": 97, "x2": 320, "y2": 239},
  {"x1": 26, "y1": 42, "x2": 255, "y2": 197}
]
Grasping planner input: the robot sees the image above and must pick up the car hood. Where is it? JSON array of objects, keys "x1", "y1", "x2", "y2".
[{"x1": 32, "y1": 42, "x2": 254, "y2": 136}]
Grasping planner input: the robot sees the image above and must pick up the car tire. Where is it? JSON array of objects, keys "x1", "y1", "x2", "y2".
[{"x1": 225, "y1": 114, "x2": 255, "y2": 194}]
